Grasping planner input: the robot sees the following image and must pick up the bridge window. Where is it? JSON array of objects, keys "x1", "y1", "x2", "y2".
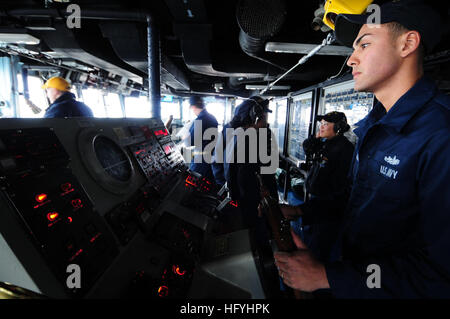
[
  {"x1": 180, "y1": 98, "x2": 194, "y2": 124},
  {"x1": 82, "y1": 88, "x2": 107, "y2": 117},
  {"x1": 206, "y1": 100, "x2": 225, "y2": 127},
  {"x1": 82, "y1": 88, "x2": 124, "y2": 118},
  {"x1": 124, "y1": 95, "x2": 151, "y2": 118},
  {"x1": 16, "y1": 73, "x2": 49, "y2": 118},
  {"x1": 103, "y1": 93, "x2": 123, "y2": 118},
  {"x1": 161, "y1": 100, "x2": 181, "y2": 124}
]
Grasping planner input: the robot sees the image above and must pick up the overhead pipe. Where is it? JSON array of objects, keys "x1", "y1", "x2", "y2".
[
  {"x1": 146, "y1": 15, "x2": 161, "y2": 119},
  {"x1": 265, "y1": 42, "x2": 353, "y2": 56},
  {"x1": 1, "y1": 8, "x2": 147, "y2": 21}
]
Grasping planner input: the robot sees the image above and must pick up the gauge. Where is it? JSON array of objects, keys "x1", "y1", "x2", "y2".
[
  {"x1": 94, "y1": 136, "x2": 131, "y2": 182},
  {"x1": 78, "y1": 128, "x2": 139, "y2": 195}
]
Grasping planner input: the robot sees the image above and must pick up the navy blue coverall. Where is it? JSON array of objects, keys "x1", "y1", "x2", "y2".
[
  {"x1": 325, "y1": 77, "x2": 450, "y2": 298},
  {"x1": 44, "y1": 92, "x2": 93, "y2": 118},
  {"x1": 188, "y1": 109, "x2": 218, "y2": 180}
]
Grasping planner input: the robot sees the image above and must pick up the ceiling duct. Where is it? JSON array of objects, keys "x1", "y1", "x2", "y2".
[
  {"x1": 236, "y1": 0, "x2": 287, "y2": 70},
  {"x1": 99, "y1": 21, "x2": 190, "y2": 91},
  {"x1": 37, "y1": 21, "x2": 144, "y2": 84},
  {"x1": 174, "y1": 23, "x2": 265, "y2": 78}
]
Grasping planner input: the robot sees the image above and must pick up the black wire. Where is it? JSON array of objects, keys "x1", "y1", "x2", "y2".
[{"x1": 327, "y1": 54, "x2": 351, "y2": 80}]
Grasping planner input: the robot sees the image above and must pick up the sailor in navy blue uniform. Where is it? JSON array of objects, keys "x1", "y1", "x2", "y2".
[
  {"x1": 188, "y1": 95, "x2": 218, "y2": 180},
  {"x1": 274, "y1": 1, "x2": 450, "y2": 297},
  {"x1": 40, "y1": 76, "x2": 93, "y2": 118}
]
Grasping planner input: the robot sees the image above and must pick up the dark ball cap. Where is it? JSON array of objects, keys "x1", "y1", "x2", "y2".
[
  {"x1": 316, "y1": 111, "x2": 347, "y2": 124},
  {"x1": 189, "y1": 95, "x2": 205, "y2": 108},
  {"x1": 335, "y1": 0, "x2": 442, "y2": 53}
]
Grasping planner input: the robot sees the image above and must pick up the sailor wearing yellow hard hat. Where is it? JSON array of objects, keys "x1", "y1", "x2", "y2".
[
  {"x1": 41, "y1": 76, "x2": 72, "y2": 92},
  {"x1": 27, "y1": 76, "x2": 93, "y2": 118}
]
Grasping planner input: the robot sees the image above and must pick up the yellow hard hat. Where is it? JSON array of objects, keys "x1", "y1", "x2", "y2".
[
  {"x1": 322, "y1": 0, "x2": 373, "y2": 30},
  {"x1": 41, "y1": 77, "x2": 71, "y2": 92}
]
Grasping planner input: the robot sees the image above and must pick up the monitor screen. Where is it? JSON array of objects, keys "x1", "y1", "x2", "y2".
[
  {"x1": 287, "y1": 91, "x2": 313, "y2": 162},
  {"x1": 268, "y1": 98, "x2": 288, "y2": 155},
  {"x1": 319, "y1": 80, "x2": 374, "y2": 127},
  {"x1": 317, "y1": 80, "x2": 375, "y2": 145}
]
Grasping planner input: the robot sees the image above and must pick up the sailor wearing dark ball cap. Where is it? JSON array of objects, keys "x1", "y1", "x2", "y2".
[{"x1": 275, "y1": 1, "x2": 450, "y2": 298}]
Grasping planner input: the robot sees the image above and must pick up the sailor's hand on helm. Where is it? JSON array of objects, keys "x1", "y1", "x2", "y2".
[{"x1": 275, "y1": 229, "x2": 329, "y2": 292}]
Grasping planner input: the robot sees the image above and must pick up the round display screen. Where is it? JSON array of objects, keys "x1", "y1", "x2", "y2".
[{"x1": 93, "y1": 136, "x2": 132, "y2": 182}]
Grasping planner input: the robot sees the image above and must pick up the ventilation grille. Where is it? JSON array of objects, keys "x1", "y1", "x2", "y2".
[{"x1": 236, "y1": 0, "x2": 286, "y2": 38}]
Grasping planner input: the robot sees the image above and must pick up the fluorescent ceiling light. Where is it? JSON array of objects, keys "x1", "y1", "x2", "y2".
[
  {"x1": 0, "y1": 33, "x2": 40, "y2": 45},
  {"x1": 265, "y1": 42, "x2": 352, "y2": 56},
  {"x1": 246, "y1": 85, "x2": 291, "y2": 90}
]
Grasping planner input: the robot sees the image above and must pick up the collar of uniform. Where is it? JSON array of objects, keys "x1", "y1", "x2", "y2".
[
  {"x1": 353, "y1": 103, "x2": 386, "y2": 139},
  {"x1": 377, "y1": 77, "x2": 437, "y2": 133},
  {"x1": 52, "y1": 91, "x2": 75, "y2": 105},
  {"x1": 196, "y1": 108, "x2": 208, "y2": 119}
]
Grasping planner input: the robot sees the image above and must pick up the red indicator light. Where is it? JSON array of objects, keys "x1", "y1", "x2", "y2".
[
  {"x1": 157, "y1": 286, "x2": 169, "y2": 298},
  {"x1": 47, "y1": 212, "x2": 59, "y2": 221},
  {"x1": 67, "y1": 217, "x2": 73, "y2": 223},
  {"x1": 230, "y1": 201, "x2": 238, "y2": 207},
  {"x1": 154, "y1": 129, "x2": 168, "y2": 137},
  {"x1": 185, "y1": 176, "x2": 197, "y2": 187},
  {"x1": 182, "y1": 228, "x2": 190, "y2": 239},
  {"x1": 89, "y1": 233, "x2": 101, "y2": 243},
  {"x1": 164, "y1": 145, "x2": 172, "y2": 155},
  {"x1": 172, "y1": 265, "x2": 186, "y2": 276},
  {"x1": 35, "y1": 193, "x2": 48, "y2": 203},
  {"x1": 69, "y1": 248, "x2": 83, "y2": 262},
  {"x1": 71, "y1": 199, "x2": 83, "y2": 209},
  {"x1": 61, "y1": 183, "x2": 72, "y2": 192}
]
